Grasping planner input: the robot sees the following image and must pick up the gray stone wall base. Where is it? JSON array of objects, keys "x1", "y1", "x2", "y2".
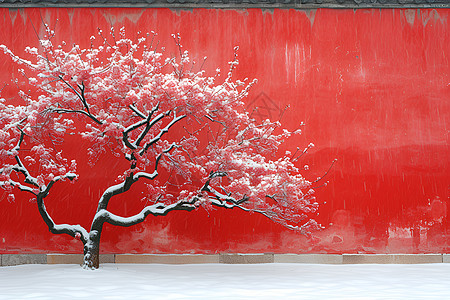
[
  {"x1": 443, "y1": 254, "x2": 450, "y2": 263},
  {"x1": 2, "y1": 253, "x2": 450, "y2": 266},
  {"x1": 342, "y1": 254, "x2": 443, "y2": 264},
  {"x1": 274, "y1": 254, "x2": 343, "y2": 264},
  {"x1": 1, "y1": 254, "x2": 47, "y2": 266},
  {"x1": 220, "y1": 253, "x2": 274, "y2": 264},
  {"x1": 115, "y1": 254, "x2": 220, "y2": 264},
  {"x1": 47, "y1": 254, "x2": 115, "y2": 265}
]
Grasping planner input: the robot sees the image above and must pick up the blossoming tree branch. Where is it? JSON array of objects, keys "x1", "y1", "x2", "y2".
[{"x1": 0, "y1": 27, "x2": 320, "y2": 269}]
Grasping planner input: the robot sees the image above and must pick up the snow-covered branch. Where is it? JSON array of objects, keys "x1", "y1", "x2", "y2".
[
  {"x1": 0, "y1": 179, "x2": 36, "y2": 195},
  {"x1": 36, "y1": 193, "x2": 89, "y2": 244},
  {"x1": 12, "y1": 158, "x2": 39, "y2": 188},
  {"x1": 51, "y1": 107, "x2": 103, "y2": 125},
  {"x1": 206, "y1": 196, "x2": 315, "y2": 235},
  {"x1": 141, "y1": 112, "x2": 186, "y2": 155},
  {"x1": 0, "y1": 45, "x2": 39, "y2": 69},
  {"x1": 94, "y1": 200, "x2": 196, "y2": 228},
  {"x1": 133, "y1": 171, "x2": 158, "y2": 181},
  {"x1": 128, "y1": 104, "x2": 147, "y2": 119},
  {"x1": 122, "y1": 107, "x2": 166, "y2": 151},
  {"x1": 96, "y1": 175, "x2": 137, "y2": 211},
  {"x1": 40, "y1": 172, "x2": 77, "y2": 197}
]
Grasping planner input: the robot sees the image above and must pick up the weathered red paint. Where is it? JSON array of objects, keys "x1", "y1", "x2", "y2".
[{"x1": 0, "y1": 8, "x2": 448, "y2": 254}]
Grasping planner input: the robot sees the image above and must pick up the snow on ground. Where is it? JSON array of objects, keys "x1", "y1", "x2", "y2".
[{"x1": 1, "y1": 263, "x2": 450, "y2": 299}]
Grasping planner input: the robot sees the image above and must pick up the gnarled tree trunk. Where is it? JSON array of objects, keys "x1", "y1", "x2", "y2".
[{"x1": 83, "y1": 230, "x2": 102, "y2": 269}]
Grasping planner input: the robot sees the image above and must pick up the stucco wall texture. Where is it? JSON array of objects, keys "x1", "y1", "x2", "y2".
[{"x1": 0, "y1": 8, "x2": 448, "y2": 255}]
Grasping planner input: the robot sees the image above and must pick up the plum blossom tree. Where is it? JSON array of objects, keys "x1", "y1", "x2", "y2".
[{"x1": 0, "y1": 27, "x2": 320, "y2": 269}]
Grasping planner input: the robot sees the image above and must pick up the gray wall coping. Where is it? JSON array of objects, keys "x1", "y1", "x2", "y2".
[{"x1": 0, "y1": 0, "x2": 448, "y2": 9}]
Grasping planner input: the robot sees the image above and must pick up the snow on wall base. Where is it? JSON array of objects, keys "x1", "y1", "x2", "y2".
[{"x1": 1, "y1": 254, "x2": 449, "y2": 266}]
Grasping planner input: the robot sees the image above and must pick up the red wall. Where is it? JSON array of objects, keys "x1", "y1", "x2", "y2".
[{"x1": 0, "y1": 8, "x2": 448, "y2": 254}]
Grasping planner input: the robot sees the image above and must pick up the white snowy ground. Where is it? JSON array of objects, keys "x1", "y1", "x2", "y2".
[{"x1": 1, "y1": 263, "x2": 450, "y2": 299}]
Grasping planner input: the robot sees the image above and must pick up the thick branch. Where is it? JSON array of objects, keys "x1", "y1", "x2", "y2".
[
  {"x1": 98, "y1": 141, "x2": 175, "y2": 214},
  {"x1": 36, "y1": 194, "x2": 89, "y2": 244},
  {"x1": 12, "y1": 158, "x2": 39, "y2": 188},
  {"x1": 96, "y1": 174, "x2": 137, "y2": 211},
  {"x1": 41, "y1": 172, "x2": 77, "y2": 198},
  {"x1": 3, "y1": 127, "x2": 85, "y2": 241},
  {"x1": 5, "y1": 130, "x2": 39, "y2": 191},
  {"x1": 128, "y1": 104, "x2": 147, "y2": 119},
  {"x1": 94, "y1": 200, "x2": 196, "y2": 228},
  {"x1": 0, "y1": 179, "x2": 37, "y2": 195},
  {"x1": 133, "y1": 170, "x2": 158, "y2": 181}
]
